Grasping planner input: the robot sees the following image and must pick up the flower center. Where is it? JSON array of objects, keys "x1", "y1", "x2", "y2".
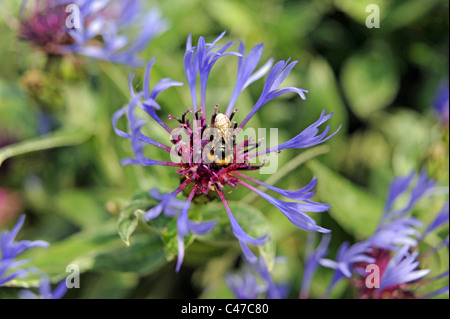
[{"x1": 169, "y1": 106, "x2": 262, "y2": 197}]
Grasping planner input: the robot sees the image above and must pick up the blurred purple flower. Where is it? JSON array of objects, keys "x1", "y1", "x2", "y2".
[
  {"x1": 320, "y1": 172, "x2": 449, "y2": 299},
  {"x1": 320, "y1": 240, "x2": 375, "y2": 296},
  {"x1": 20, "y1": 274, "x2": 67, "y2": 299},
  {"x1": 0, "y1": 215, "x2": 49, "y2": 286},
  {"x1": 300, "y1": 233, "x2": 331, "y2": 299},
  {"x1": 113, "y1": 33, "x2": 339, "y2": 272},
  {"x1": 19, "y1": 0, "x2": 168, "y2": 66},
  {"x1": 225, "y1": 268, "x2": 266, "y2": 299},
  {"x1": 432, "y1": 82, "x2": 449, "y2": 127},
  {"x1": 226, "y1": 256, "x2": 288, "y2": 299}
]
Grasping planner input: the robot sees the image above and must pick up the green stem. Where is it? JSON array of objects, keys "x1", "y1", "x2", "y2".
[
  {"x1": 96, "y1": 62, "x2": 130, "y2": 99},
  {"x1": 0, "y1": 129, "x2": 91, "y2": 167}
]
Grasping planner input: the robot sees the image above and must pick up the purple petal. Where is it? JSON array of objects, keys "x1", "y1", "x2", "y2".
[
  {"x1": 300, "y1": 233, "x2": 331, "y2": 298},
  {"x1": 235, "y1": 173, "x2": 318, "y2": 201},
  {"x1": 422, "y1": 201, "x2": 449, "y2": 239},
  {"x1": 264, "y1": 110, "x2": 339, "y2": 153},
  {"x1": 187, "y1": 219, "x2": 218, "y2": 235},
  {"x1": 238, "y1": 180, "x2": 330, "y2": 233}
]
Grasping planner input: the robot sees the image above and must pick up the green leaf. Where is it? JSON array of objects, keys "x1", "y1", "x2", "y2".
[
  {"x1": 93, "y1": 233, "x2": 166, "y2": 275},
  {"x1": 206, "y1": 0, "x2": 258, "y2": 37},
  {"x1": 162, "y1": 218, "x2": 195, "y2": 262},
  {"x1": 62, "y1": 84, "x2": 98, "y2": 130},
  {"x1": 184, "y1": 240, "x2": 232, "y2": 266},
  {"x1": 126, "y1": 190, "x2": 196, "y2": 263},
  {"x1": 341, "y1": 44, "x2": 399, "y2": 119},
  {"x1": 146, "y1": 212, "x2": 195, "y2": 262},
  {"x1": 118, "y1": 208, "x2": 144, "y2": 247},
  {"x1": 307, "y1": 160, "x2": 384, "y2": 238},
  {"x1": 8, "y1": 221, "x2": 168, "y2": 288},
  {"x1": 370, "y1": 109, "x2": 437, "y2": 176},
  {"x1": 54, "y1": 189, "x2": 110, "y2": 229},
  {"x1": 0, "y1": 80, "x2": 37, "y2": 138},
  {"x1": 305, "y1": 56, "x2": 348, "y2": 135},
  {"x1": 383, "y1": 0, "x2": 442, "y2": 31},
  {"x1": 0, "y1": 287, "x2": 20, "y2": 299},
  {"x1": 117, "y1": 191, "x2": 158, "y2": 246},
  {"x1": 333, "y1": 0, "x2": 388, "y2": 25},
  {"x1": 76, "y1": 272, "x2": 139, "y2": 299},
  {"x1": 117, "y1": 207, "x2": 145, "y2": 247}
]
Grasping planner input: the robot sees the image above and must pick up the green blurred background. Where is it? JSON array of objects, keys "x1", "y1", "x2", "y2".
[{"x1": 0, "y1": 0, "x2": 448, "y2": 298}]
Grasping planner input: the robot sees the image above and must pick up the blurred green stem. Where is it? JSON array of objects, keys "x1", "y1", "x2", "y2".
[
  {"x1": 97, "y1": 62, "x2": 130, "y2": 99},
  {"x1": 0, "y1": 128, "x2": 91, "y2": 167},
  {"x1": 241, "y1": 145, "x2": 330, "y2": 204}
]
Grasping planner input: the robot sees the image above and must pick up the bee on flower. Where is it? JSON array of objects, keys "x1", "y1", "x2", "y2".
[{"x1": 113, "y1": 32, "x2": 340, "y2": 272}]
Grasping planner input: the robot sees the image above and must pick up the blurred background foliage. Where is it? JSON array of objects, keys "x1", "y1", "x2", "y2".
[{"x1": 0, "y1": 0, "x2": 448, "y2": 299}]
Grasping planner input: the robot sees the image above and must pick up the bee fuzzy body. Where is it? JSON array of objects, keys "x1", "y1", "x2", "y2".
[{"x1": 208, "y1": 113, "x2": 235, "y2": 168}]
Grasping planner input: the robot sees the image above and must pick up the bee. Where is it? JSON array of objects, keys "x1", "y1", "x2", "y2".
[{"x1": 206, "y1": 113, "x2": 237, "y2": 167}]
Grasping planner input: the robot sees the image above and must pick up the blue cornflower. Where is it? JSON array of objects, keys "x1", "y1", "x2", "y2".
[
  {"x1": 225, "y1": 267, "x2": 267, "y2": 299},
  {"x1": 225, "y1": 256, "x2": 288, "y2": 299},
  {"x1": 320, "y1": 172, "x2": 449, "y2": 299},
  {"x1": 113, "y1": 33, "x2": 339, "y2": 272},
  {"x1": 0, "y1": 215, "x2": 49, "y2": 286},
  {"x1": 19, "y1": 0, "x2": 167, "y2": 66}
]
